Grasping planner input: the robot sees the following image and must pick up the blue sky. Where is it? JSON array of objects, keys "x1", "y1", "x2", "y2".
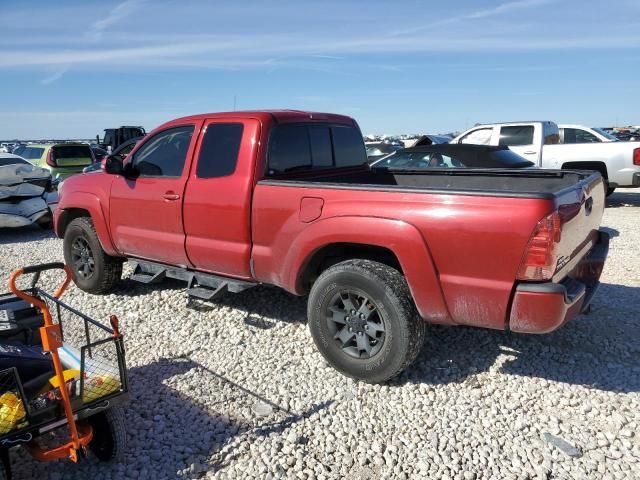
[{"x1": 1, "y1": 0, "x2": 639, "y2": 139}]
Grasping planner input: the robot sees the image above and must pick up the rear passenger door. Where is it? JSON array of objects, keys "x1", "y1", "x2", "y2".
[{"x1": 182, "y1": 118, "x2": 261, "y2": 278}]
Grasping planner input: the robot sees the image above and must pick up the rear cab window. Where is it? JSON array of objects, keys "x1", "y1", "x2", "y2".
[{"x1": 267, "y1": 123, "x2": 366, "y2": 176}]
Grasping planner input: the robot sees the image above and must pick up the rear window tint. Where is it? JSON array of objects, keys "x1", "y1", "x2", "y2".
[
  {"x1": 196, "y1": 123, "x2": 244, "y2": 178},
  {"x1": 268, "y1": 125, "x2": 312, "y2": 174},
  {"x1": 53, "y1": 145, "x2": 92, "y2": 158},
  {"x1": 499, "y1": 126, "x2": 534, "y2": 146},
  {"x1": 21, "y1": 147, "x2": 45, "y2": 160},
  {"x1": 309, "y1": 126, "x2": 333, "y2": 167},
  {"x1": 331, "y1": 126, "x2": 367, "y2": 167},
  {"x1": 267, "y1": 123, "x2": 366, "y2": 175}
]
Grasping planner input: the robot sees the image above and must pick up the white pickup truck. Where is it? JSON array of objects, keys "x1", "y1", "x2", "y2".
[{"x1": 451, "y1": 121, "x2": 640, "y2": 195}]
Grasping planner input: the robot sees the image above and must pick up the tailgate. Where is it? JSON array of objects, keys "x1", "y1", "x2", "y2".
[
  {"x1": 552, "y1": 171, "x2": 606, "y2": 281},
  {"x1": 52, "y1": 145, "x2": 93, "y2": 167}
]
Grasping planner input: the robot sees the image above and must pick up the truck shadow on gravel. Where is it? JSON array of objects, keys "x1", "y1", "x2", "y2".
[
  {"x1": 400, "y1": 282, "x2": 640, "y2": 394},
  {"x1": 606, "y1": 191, "x2": 640, "y2": 208},
  {"x1": 0, "y1": 225, "x2": 56, "y2": 245},
  {"x1": 11, "y1": 356, "x2": 332, "y2": 479},
  {"x1": 115, "y1": 281, "x2": 640, "y2": 395}
]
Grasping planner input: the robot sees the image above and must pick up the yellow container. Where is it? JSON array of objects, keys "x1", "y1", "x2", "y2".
[{"x1": 0, "y1": 392, "x2": 26, "y2": 435}]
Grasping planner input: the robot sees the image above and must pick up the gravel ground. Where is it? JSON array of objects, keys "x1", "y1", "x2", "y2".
[{"x1": 0, "y1": 188, "x2": 638, "y2": 480}]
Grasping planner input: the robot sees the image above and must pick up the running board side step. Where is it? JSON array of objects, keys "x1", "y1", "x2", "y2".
[
  {"x1": 187, "y1": 284, "x2": 228, "y2": 301},
  {"x1": 130, "y1": 266, "x2": 166, "y2": 284},
  {"x1": 127, "y1": 259, "x2": 256, "y2": 300}
]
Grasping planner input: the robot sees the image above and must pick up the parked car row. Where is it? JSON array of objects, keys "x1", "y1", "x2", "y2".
[
  {"x1": 364, "y1": 121, "x2": 640, "y2": 197},
  {"x1": 452, "y1": 121, "x2": 640, "y2": 195}
]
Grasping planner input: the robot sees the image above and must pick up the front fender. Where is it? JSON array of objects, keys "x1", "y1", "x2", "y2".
[
  {"x1": 282, "y1": 216, "x2": 451, "y2": 323},
  {"x1": 55, "y1": 192, "x2": 118, "y2": 256}
]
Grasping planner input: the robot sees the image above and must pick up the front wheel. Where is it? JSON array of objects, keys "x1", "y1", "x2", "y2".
[
  {"x1": 63, "y1": 217, "x2": 123, "y2": 293},
  {"x1": 307, "y1": 259, "x2": 426, "y2": 384}
]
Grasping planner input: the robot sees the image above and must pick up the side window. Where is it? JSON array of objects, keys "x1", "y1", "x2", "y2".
[
  {"x1": 331, "y1": 125, "x2": 367, "y2": 167},
  {"x1": 309, "y1": 126, "x2": 333, "y2": 167},
  {"x1": 196, "y1": 123, "x2": 244, "y2": 178},
  {"x1": 575, "y1": 129, "x2": 600, "y2": 143},
  {"x1": 459, "y1": 128, "x2": 493, "y2": 145},
  {"x1": 561, "y1": 128, "x2": 575, "y2": 144},
  {"x1": 132, "y1": 125, "x2": 194, "y2": 177},
  {"x1": 268, "y1": 125, "x2": 311, "y2": 174},
  {"x1": 499, "y1": 126, "x2": 534, "y2": 146}
]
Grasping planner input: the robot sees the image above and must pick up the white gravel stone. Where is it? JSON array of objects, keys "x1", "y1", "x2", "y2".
[{"x1": 0, "y1": 189, "x2": 638, "y2": 479}]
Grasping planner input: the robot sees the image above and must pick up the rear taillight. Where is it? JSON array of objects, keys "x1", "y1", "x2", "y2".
[
  {"x1": 633, "y1": 148, "x2": 640, "y2": 166},
  {"x1": 46, "y1": 149, "x2": 56, "y2": 167},
  {"x1": 517, "y1": 211, "x2": 562, "y2": 281}
]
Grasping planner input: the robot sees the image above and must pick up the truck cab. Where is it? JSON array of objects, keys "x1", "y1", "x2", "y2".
[{"x1": 453, "y1": 121, "x2": 559, "y2": 165}]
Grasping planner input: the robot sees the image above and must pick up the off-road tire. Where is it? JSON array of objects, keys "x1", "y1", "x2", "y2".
[
  {"x1": 308, "y1": 259, "x2": 426, "y2": 384},
  {"x1": 87, "y1": 407, "x2": 127, "y2": 462},
  {"x1": 63, "y1": 217, "x2": 122, "y2": 293}
]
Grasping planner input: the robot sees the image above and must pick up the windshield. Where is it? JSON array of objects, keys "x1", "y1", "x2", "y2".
[
  {"x1": 374, "y1": 151, "x2": 466, "y2": 169},
  {"x1": 21, "y1": 147, "x2": 45, "y2": 160},
  {"x1": 592, "y1": 128, "x2": 619, "y2": 142}
]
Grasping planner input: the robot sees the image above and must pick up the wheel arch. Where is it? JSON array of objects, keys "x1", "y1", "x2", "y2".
[
  {"x1": 282, "y1": 216, "x2": 452, "y2": 323},
  {"x1": 56, "y1": 193, "x2": 119, "y2": 256},
  {"x1": 561, "y1": 161, "x2": 608, "y2": 180}
]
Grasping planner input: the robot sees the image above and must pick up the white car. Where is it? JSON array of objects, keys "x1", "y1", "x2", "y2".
[
  {"x1": 452, "y1": 121, "x2": 640, "y2": 195},
  {"x1": 0, "y1": 153, "x2": 58, "y2": 228}
]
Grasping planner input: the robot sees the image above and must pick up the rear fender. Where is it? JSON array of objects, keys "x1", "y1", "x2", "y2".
[
  {"x1": 56, "y1": 192, "x2": 118, "y2": 256},
  {"x1": 284, "y1": 216, "x2": 451, "y2": 323}
]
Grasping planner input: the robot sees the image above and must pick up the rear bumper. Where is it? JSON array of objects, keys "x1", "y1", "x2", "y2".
[
  {"x1": 633, "y1": 172, "x2": 640, "y2": 187},
  {"x1": 509, "y1": 230, "x2": 609, "y2": 334}
]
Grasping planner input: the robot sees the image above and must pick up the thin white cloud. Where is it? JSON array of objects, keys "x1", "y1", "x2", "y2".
[
  {"x1": 40, "y1": 69, "x2": 67, "y2": 85},
  {"x1": 391, "y1": 0, "x2": 555, "y2": 35},
  {"x1": 90, "y1": 0, "x2": 145, "y2": 40},
  {"x1": 3, "y1": 32, "x2": 640, "y2": 72}
]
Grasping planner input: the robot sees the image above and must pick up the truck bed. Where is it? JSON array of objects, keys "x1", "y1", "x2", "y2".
[{"x1": 263, "y1": 168, "x2": 595, "y2": 199}]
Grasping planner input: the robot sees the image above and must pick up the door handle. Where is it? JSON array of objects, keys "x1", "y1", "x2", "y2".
[
  {"x1": 162, "y1": 192, "x2": 181, "y2": 201},
  {"x1": 523, "y1": 151, "x2": 537, "y2": 155}
]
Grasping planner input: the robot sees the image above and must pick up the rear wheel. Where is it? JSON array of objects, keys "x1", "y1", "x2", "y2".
[
  {"x1": 63, "y1": 217, "x2": 122, "y2": 293},
  {"x1": 87, "y1": 407, "x2": 126, "y2": 462},
  {"x1": 308, "y1": 259, "x2": 426, "y2": 383},
  {"x1": 606, "y1": 187, "x2": 616, "y2": 196}
]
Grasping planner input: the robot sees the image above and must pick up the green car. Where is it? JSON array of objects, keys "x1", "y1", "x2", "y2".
[{"x1": 19, "y1": 143, "x2": 94, "y2": 179}]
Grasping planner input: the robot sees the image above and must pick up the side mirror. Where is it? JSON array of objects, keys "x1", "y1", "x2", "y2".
[{"x1": 104, "y1": 155, "x2": 124, "y2": 175}]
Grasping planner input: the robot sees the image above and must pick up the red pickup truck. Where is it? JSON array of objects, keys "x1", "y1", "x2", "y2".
[{"x1": 54, "y1": 110, "x2": 609, "y2": 383}]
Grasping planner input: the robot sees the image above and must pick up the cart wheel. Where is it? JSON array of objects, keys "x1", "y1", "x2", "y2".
[{"x1": 87, "y1": 407, "x2": 126, "y2": 462}]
